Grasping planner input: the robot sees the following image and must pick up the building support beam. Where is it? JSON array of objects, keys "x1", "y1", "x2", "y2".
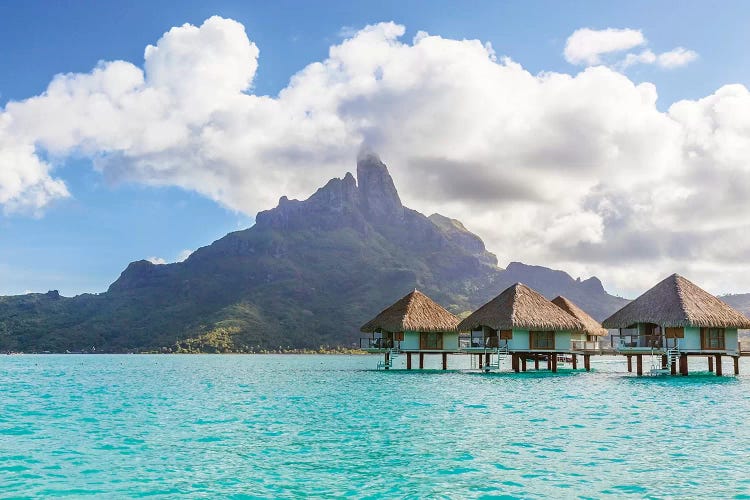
[
  {"x1": 661, "y1": 355, "x2": 668, "y2": 369},
  {"x1": 679, "y1": 354, "x2": 688, "y2": 376},
  {"x1": 406, "y1": 353, "x2": 412, "y2": 370},
  {"x1": 534, "y1": 356, "x2": 539, "y2": 370},
  {"x1": 627, "y1": 355, "x2": 632, "y2": 373},
  {"x1": 708, "y1": 356, "x2": 714, "y2": 372},
  {"x1": 715, "y1": 355, "x2": 723, "y2": 376},
  {"x1": 584, "y1": 354, "x2": 591, "y2": 372},
  {"x1": 572, "y1": 355, "x2": 578, "y2": 370},
  {"x1": 512, "y1": 353, "x2": 519, "y2": 373},
  {"x1": 442, "y1": 353, "x2": 448, "y2": 370},
  {"x1": 384, "y1": 351, "x2": 390, "y2": 370},
  {"x1": 734, "y1": 356, "x2": 740, "y2": 375},
  {"x1": 551, "y1": 354, "x2": 558, "y2": 373},
  {"x1": 419, "y1": 352, "x2": 424, "y2": 370},
  {"x1": 485, "y1": 353, "x2": 490, "y2": 367},
  {"x1": 636, "y1": 354, "x2": 643, "y2": 376},
  {"x1": 478, "y1": 354, "x2": 483, "y2": 369},
  {"x1": 670, "y1": 357, "x2": 677, "y2": 375},
  {"x1": 521, "y1": 356, "x2": 527, "y2": 372}
]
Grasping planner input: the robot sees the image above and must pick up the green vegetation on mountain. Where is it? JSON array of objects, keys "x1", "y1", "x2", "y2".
[{"x1": 0, "y1": 154, "x2": 628, "y2": 353}]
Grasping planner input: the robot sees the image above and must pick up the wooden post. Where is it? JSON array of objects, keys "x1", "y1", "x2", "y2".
[
  {"x1": 627, "y1": 355, "x2": 632, "y2": 372},
  {"x1": 521, "y1": 356, "x2": 527, "y2": 372},
  {"x1": 734, "y1": 356, "x2": 740, "y2": 375},
  {"x1": 485, "y1": 353, "x2": 490, "y2": 366},
  {"x1": 670, "y1": 357, "x2": 677, "y2": 376},
  {"x1": 572, "y1": 354, "x2": 578, "y2": 369},
  {"x1": 636, "y1": 354, "x2": 643, "y2": 376},
  {"x1": 419, "y1": 352, "x2": 424, "y2": 369},
  {"x1": 708, "y1": 356, "x2": 714, "y2": 372},
  {"x1": 551, "y1": 354, "x2": 558, "y2": 373},
  {"x1": 442, "y1": 353, "x2": 448, "y2": 370},
  {"x1": 478, "y1": 354, "x2": 483, "y2": 369},
  {"x1": 384, "y1": 351, "x2": 390, "y2": 370},
  {"x1": 584, "y1": 354, "x2": 591, "y2": 372},
  {"x1": 406, "y1": 353, "x2": 412, "y2": 370},
  {"x1": 512, "y1": 353, "x2": 520, "y2": 373},
  {"x1": 715, "y1": 355, "x2": 723, "y2": 376},
  {"x1": 661, "y1": 355, "x2": 668, "y2": 369},
  {"x1": 679, "y1": 354, "x2": 688, "y2": 376}
]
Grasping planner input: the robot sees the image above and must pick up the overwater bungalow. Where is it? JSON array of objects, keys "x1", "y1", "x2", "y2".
[
  {"x1": 457, "y1": 283, "x2": 585, "y2": 372},
  {"x1": 551, "y1": 296, "x2": 609, "y2": 353},
  {"x1": 602, "y1": 273, "x2": 750, "y2": 376},
  {"x1": 360, "y1": 289, "x2": 460, "y2": 369}
]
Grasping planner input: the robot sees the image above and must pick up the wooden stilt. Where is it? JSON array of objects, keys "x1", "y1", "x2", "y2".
[
  {"x1": 534, "y1": 355, "x2": 539, "y2": 370},
  {"x1": 442, "y1": 352, "x2": 448, "y2": 370},
  {"x1": 708, "y1": 356, "x2": 714, "y2": 372},
  {"x1": 406, "y1": 353, "x2": 412, "y2": 370},
  {"x1": 521, "y1": 356, "x2": 527, "y2": 372},
  {"x1": 679, "y1": 355, "x2": 688, "y2": 376},
  {"x1": 512, "y1": 353, "x2": 520, "y2": 373},
  {"x1": 572, "y1": 354, "x2": 578, "y2": 370},
  {"x1": 485, "y1": 353, "x2": 490, "y2": 366},
  {"x1": 636, "y1": 354, "x2": 643, "y2": 376},
  {"x1": 661, "y1": 355, "x2": 668, "y2": 369},
  {"x1": 715, "y1": 355, "x2": 723, "y2": 376},
  {"x1": 627, "y1": 355, "x2": 632, "y2": 372},
  {"x1": 384, "y1": 351, "x2": 390, "y2": 370},
  {"x1": 670, "y1": 357, "x2": 677, "y2": 376},
  {"x1": 551, "y1": 354, "x2": 558, "y2": 373},
  {"x1": 478, "y1": 354, "x2": 483, "y2": 369},
  {"x1": 584, "y1": 354, "x2": 591, "y2": 372},
  {"x1": 419, "y1": 352, "x2": 424, "y2": 369},
  {"x1": 734, "y1": 356, "x2": 740, "y2": 375}
]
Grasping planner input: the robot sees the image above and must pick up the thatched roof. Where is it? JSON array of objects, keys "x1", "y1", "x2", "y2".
[
  {"x1": 360, "y1": 290, "x2": 460, "y2": 333},
  {"x1": 552, "y1": 296, "x2": 608, "y2": 336},
  {"x1": 457, "y1": 283, "x2": 584, "y2": 332},
  {"x1": 602, "y1": 274, "x2": 750, "y2": 329}
]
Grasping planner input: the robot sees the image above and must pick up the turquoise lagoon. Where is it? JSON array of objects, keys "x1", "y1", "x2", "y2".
[{"x1": 2, "y1": 354, "x2": 750, "y2": 498}]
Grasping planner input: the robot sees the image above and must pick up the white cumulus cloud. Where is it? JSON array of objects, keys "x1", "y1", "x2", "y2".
[
  {"x1": 564, "y1": 28, "x2": 645, "y2": 65},
  {"x1": 0, "y1": 17, "x2": 747, "y2": 296},
  {"x1": 565, "y1": 27, "x2": 698, "y2": 73},
  {"x1": 657, "y1": 47, "x2": 698, "y2": 68}
]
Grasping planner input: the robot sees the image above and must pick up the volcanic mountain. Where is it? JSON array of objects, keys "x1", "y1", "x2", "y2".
[{"x1": 0, "y1": 153, "x2": 628, "y2": 352}]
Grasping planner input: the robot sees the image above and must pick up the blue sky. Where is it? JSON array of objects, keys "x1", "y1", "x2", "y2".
[{"x1": 1, "y1": 1, "x2": 749, "y2": 297}]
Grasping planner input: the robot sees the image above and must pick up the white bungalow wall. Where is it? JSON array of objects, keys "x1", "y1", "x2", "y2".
[
  {"x1": 674, "y1": 326, "x2": 738, "y2": 352},
  {"x1": 400, "y1": 331, "x2": 459, "y2": 351},
  {"x1": 506, "y1": 329, "x2": 573, "y2": 352}
]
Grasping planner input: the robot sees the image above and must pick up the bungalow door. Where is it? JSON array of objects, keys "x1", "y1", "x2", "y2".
[
  {"x1": 529, "y1": 331, "x2": 555, "y2": 350},
  {"x1": 701, "y1": 328, "x2": 725, "y2": 350},
  {"x1": 420, "y1": 332, "x2": 443, "y2": 350}
]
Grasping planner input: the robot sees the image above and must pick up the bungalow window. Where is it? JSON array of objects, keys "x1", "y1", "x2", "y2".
[
  {"x1": 420, "y1": 332, "x2": 443, "y2": 350},
  {"x1": 530, "y1": 331, "x2": 555, "y2": 350},
  {"x1": 702, "y1": 328, "x2": 725, "y2": 350}
]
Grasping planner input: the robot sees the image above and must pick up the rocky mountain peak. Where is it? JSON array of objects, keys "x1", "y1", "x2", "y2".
[{"x1": 356, "y1": 152, "x2": 403, "y2": 221}]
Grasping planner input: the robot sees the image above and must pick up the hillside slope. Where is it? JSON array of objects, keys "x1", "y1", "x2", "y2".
[{"x1": 0, "y1": 154, "x2": 628, "y2": 352}]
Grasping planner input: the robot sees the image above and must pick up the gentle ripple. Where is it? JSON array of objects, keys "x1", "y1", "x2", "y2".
[{"x1": 1, "y1": 354, "x2": 750, "y2": 498}]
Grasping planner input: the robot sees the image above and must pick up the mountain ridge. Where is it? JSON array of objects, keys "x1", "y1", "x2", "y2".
[{"x1": 0, "y1": 154, "x2": 628, "y2": 352}]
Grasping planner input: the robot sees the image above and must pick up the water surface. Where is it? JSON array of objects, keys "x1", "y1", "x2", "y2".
[{"x1": 2, "y1": 354, "x2": 750, "y2": 498}]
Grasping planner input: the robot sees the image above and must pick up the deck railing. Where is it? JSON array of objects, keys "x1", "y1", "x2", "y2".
[
  {"x1": 570, "y1": 340, "x2": 603, "y2": 352},
  {"x1": 458, "y1": 338, "x2": 487, "y2": 349},
  {"x1": 360, "y1": 338, "x2": 395, "y2": 349}
]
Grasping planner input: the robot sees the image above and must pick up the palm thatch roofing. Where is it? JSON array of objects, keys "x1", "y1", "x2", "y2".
[
  {"x1": 551, "y1": 296, "x2": 608, "y2": 336},
  {"x1": 457, "y1": 283, "x2": 584, "y2": 332},
  {"x1": 360, "y1": 289, "x2": 460, "y2": 333},
  {"x1": 602, "y1": 273, "x2": 750, "y2": 329}
]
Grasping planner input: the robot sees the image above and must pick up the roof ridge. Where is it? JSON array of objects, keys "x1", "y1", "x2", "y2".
[
  {"x1": 509, "y1": 283, "x2": 522, "y2": 325},
  {"x1": 673, "y1": 275, "x2": 692, "y2": 322}
]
